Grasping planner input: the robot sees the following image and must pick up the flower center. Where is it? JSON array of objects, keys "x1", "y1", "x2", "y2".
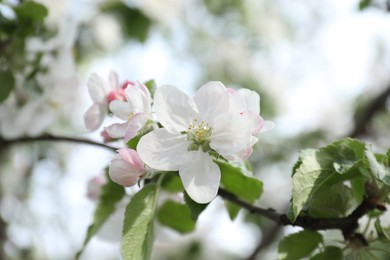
[{"x1": 186, "y1": 118, "x2": 212, "y2": 151}]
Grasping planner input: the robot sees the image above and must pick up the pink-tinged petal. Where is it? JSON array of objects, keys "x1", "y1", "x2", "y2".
[
  {"x1": 124, "y1": 113, "x2": 149, "y2": 142},
  {"x1": 86, "y1": 175, "x2": 107, "y2": 201},
  {"x1": 194, "y1": 81, "x2": 229, "y2": 123},
  {"x1": 87, "y1": 73, "x2": 108, "y2": 103},
  {"x1": 259, "y1": 120, "x2": 275, "y2": 133},
  {"x1": 241, "y1": 111, "x2": 264, "y2": 135},
  {"x1": 109, "y1": 100, "x2": 130, "y2": 120},
  {"x1": 121, "y1": 80, "x2": 136, "y2": 90},
  {"x1": 154, "y1": 85, "x2": 198, "y2": 134},
  {"x1": 109, "y1": 156, "x2": 142, "y2": 187},
  {"x1": 100, "y1": 128, "x2": 113, "y2": 142},
  {"x1": 106, "y1": 122, "x2": 127, "y2": 138},
  {"x1": 237, "y1": 88, "x2": 260, "y2": 114},
  {"x1": 84, "y1": 103, "x2": 106, "y2": 130},
  {"x1": 106, "y1": 89, "x2": 125, "y2": 103},
  {"x1": 179, "y1": 150, "x2": 220, "y2": 204},
  {"x1": 137, "y1": 128, "x2": 189, "y2": 171},
  {"x1": 117, "y1": 148, "x2": 144, "y2": 171},
  {"x1": 225, "y1": 137, "x2": 258, "y2": 162},
  {"x1": 108, "y1": 70, "x2": 119, "y2": 90},
  {"x1": 210, "y1": 112, "x2": 252, "y2": 156}
]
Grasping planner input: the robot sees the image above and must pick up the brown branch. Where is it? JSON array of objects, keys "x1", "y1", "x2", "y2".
[
  {"x1": 349, "y1": 83, "x2": 390, "y2": 138},
  {"x1": 218, "y1": 189, "x2": 379, "y2": 243},
  {"x1": 0, "y1": 134, "x2": 117, "y2": 152},
  {"x1": 217, "y1": 189, "x2": 281, "y2": 223}
]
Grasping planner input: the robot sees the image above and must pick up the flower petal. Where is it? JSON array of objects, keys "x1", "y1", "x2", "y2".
[
  {"x1": 137, "y1": 128, "x2": 190, "y2": 171},
  {"x1": 108, "y1": 70, "x2": 119, "y2": 90},
  {"x1": 260, "y1": 120, "x2": 275, "y2": 133},
  {"x1": 117, "y1": 148, "x2": 144, "y2": 171},
  {"x1": 109, "y1": 156, "x2": 142, "y2": 187},
  {"x1": 179, "y1": 150, "x2": 220, "y2": 204},
  {"x1": 124, "y1": 113, "x2": 149, "y2": 142},
  {"x1": 87, "y1": 73, "x2": 108, "y2": 103},
  {"x1": 84, "y1": 103, "x2": 106, "y2": 130},
  {"x1": 106, "y1": 122, "x2": 128, "y2": 138},
  {"x1": 194, "y1": 81, "x2": 229, "y2": 123},
  {"x1": 227, "y1": 88, "x2": 246, "y2": 113},
  {"x1": 154, "y1": 85, "x2": 197, "y2": 134},
  {"x1": 237, "y1": 88, "x2": 260, "y2": 114},
  {"x1": 109, "y1": 100, "x2": 130, "y2": 120},
  {"x1": 210, "y1": 112, "x2": 252, "y2": 156}
]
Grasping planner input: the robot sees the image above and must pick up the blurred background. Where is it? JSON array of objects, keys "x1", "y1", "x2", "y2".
[{"x1": 1, "y1": 0, "x2": 390, "y2": 259}]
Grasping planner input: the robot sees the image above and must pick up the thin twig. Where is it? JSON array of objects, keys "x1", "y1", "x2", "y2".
[
  {"x1": 0, "y1": 134, "x2": 117, "y2": 152},
  {"x1": 350, "y1": 84, "x2": 390, "y2": 138}
]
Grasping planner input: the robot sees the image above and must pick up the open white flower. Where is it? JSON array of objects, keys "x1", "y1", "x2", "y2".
[
  {"x1": 105, "y1": 82, "x2": 152, "y2": 142},
  {"x1": 84, "y1": 71, "x2": 126, "y2": 131},
  {"x1": 137, "y1": 82, "x2": 258, "y2": 203}
]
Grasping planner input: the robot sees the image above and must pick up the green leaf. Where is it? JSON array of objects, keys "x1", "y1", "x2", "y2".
[
  {"x1": 101, "y1": 2, "x2": 151, "y2": 42},
  {"x1": 14, "y1": 1, "x2": 48, "y2": 22},
  {"x1": 290, "y1": 138, "x2": 365, "y2": 221},
  {"x1": 122, "y1": 183, "x2": 159, "y2": 260},
  {"x1": 184, "y1": 192, "x2": 208, "y2": 221},
  {"x1": 375, "y1": 218, "x2": 390, "y2": 241},
  {"x1": 278, "y1": 230, "x2": 323, "y2": 260},
  {"x1": 126, "y1": 134, "x2": 141, "y2": 149},
  {"x1": 365, "y1": 145, "x2": 390, "y2": 186},
  {"x1": 161, "y1": 172, "x2": 184, "y2": 193},
  {"x1": 0, "y1": 70, "x2": 15, "y2": 102},
  {"x1": 157, "y1": 200, "x2": 196, "y2": 234},
  {"x1": 144, "y1": 79, "x2": 157, "y2": 97},
  {"x1": 225, "y1": 201, "x2": 240, "y2": 220},
  {"x1": 217, "y1": 160, "x2": 263, "y2": 203},
  {"x1": 359, "y1": 0, "x2": 372, "y2": 10},
  {"x1": 310, "y1": 246, "x2": 343, "y2": 260},
  {"x1": 76, "y1": 177, "x2": 125, "y2": 259},
  {"x1": 308, "y1": 183, "x2": 354, "y2": 218}
]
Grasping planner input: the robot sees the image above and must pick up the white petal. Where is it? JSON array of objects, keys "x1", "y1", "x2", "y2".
[
  {"x1": 84, "y1": 103, "x2": 106, "y2": 130},
  {"x1": 87, "y1": 73, "x2": 108, "y2": 103},
  {"x1": 124, "y1": 113, "x2": 149, "y2": 142},
  {"x1": 210, "y1": 113, "x2": 252, "y2": 156},
  {"x1": 260, "y1": 120, "x2": 275, "y2": 133},
  {"x1": 228, "y1": 88, "x2": 246, "y2": 113},
  {"x1": 124, "y1": 86, "x2": 149, "y2": 114},
  {"x1": 136, "y1": 82, "x2": 152, "y2": 113},
  {"x1": 109, "y1": 100, "x2": 130, "y2": 120},
  {"x1": 106, "y1": 122, "x2": 128, "y2": 138},
  {"x1": 108, "y1": 70, "x2": 119, "y2": 90},
  {"x1": 237, "y1": 88, "x2": 260, "y2": 114},
  {"x1": 155, "y1": 85, "x2": 198, "y2": 134},
  {"x1": 194, "y1": 81, "x2": 229, "y2": 123},
  {"x1": 179, "y1": 150, "x2": 220, "y2": 204},
  {"x1": 137, "y1": 128, "x2": 189, "y2": 171}
]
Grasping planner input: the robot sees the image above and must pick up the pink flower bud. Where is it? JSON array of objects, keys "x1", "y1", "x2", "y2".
[
  {"x1": 121, "y1": 80, "x2": 136, "y2": 90},
  {"x1": 100, "y1": 128, "x2": 113, "y2": 143},
  {"x1": 86, "y1": 175, "x2": 107, "y2": 201},
  {"x1": 109, "y1": 148, "x2": 145, "y2": 187},
  {"x1": 106, "y1": 89, "x2": 125, "y2": 103}
]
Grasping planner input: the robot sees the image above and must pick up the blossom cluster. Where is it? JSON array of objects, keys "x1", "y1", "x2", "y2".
[{"x1": 85, "y1": 72, "x2": 273, "y2": 203}]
